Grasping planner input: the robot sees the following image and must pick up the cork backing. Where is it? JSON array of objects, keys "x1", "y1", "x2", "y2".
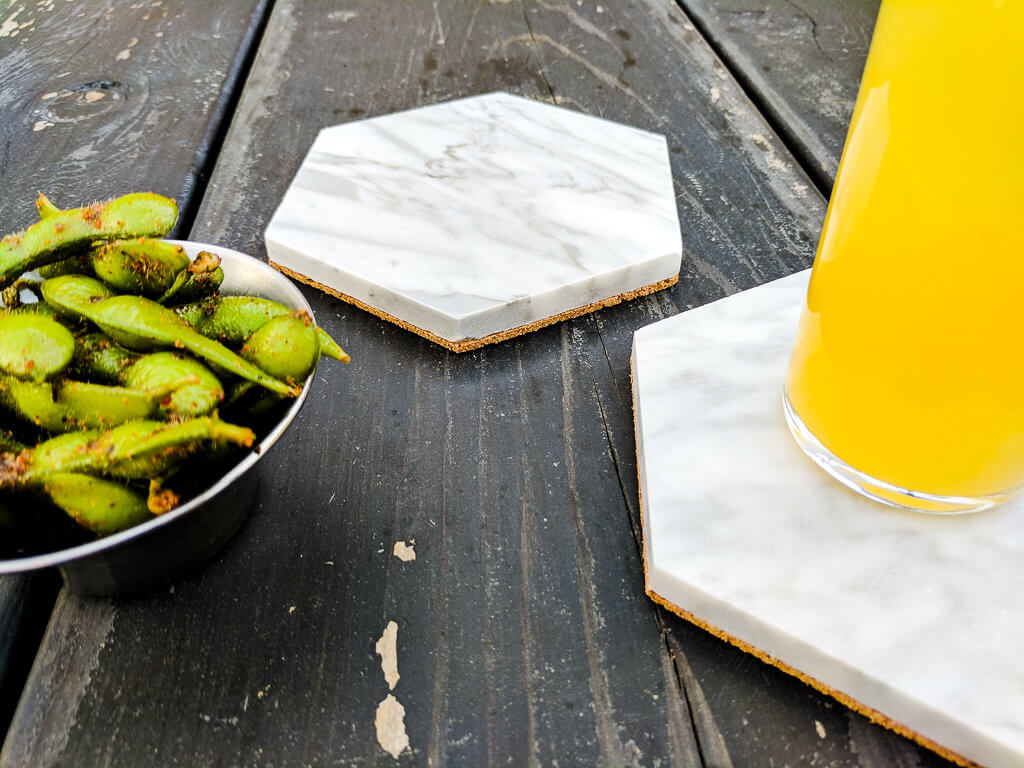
[
  {"x1": 629, "y1": 367, "x2": 976, "y2": 768},
  {"x1": 271, "y1": 261, "x2": 678, "y2": 352}
]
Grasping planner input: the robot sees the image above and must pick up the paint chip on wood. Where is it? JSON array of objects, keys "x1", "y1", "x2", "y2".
[
  {"x1": 116, "y1": 36, "x2": 140, "y2": 61},
  {"x1": 374, "y1": 694, "x2": 409, "y2": 759},
  {"x1": 33, "y1": 120, "x2": 53, "y2": 131},
  {"x1": 393, "y1": 540, "x2": 416, "y2": 561},
  {"x1": 375, "y1": 621, "x2": 400, "y2": 690},
  {"x1": 814, "y1": 720, "x2": 826, "y2": 739}
]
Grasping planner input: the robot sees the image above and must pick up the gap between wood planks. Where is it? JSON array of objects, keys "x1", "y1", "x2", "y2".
[
  {"x1": 674, "y1": 0, "x2": 834, "y2": 197},
  {"x1": 580, "y1": 313, "x2": 736, "y2": 768},
  {"x1": 176, "y1": 0, "x2": 277, "y2": 239}
]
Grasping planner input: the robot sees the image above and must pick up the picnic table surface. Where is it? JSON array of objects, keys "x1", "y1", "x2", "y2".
[{"x1": 0, "y1": 2, "x2": 959, "y2": 766}]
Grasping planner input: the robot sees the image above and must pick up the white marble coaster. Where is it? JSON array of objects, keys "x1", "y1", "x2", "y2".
[
  {"x1": 265, "y1": 92, "x2": 681, "y2": 351},
  {"x1": 631, "y1": 271, "x2": 1024, "y2": 768}
]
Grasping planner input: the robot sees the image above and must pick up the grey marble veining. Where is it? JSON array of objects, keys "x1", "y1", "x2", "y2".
[
  {"x1": 265, "y1": 93, "x2": 681, "y2": 344},
  {"x1": 632, "y1": 270, "x2": 1024, "y2": 768}
]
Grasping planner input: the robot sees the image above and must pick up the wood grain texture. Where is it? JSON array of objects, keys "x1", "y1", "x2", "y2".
[
  {"x1": 0, "y1": 0, "x2": 269, "y2": 748},
  {"x1": 0, "y1": 0, "x2": 271, "y2": 233},
  {"x1": 679, "y1": 0, "x2": 880, "y2": 189},
  {"x1": 2, "y1": 1, "x2": 954, "y2": 767}
]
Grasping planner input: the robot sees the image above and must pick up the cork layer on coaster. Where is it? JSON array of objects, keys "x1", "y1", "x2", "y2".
[
  {"x1": 264, "y1": 93, "x2": 682, "y2": 349},
  {"x1": 273, "y1": 261, "x2": 676, "y2": 352},
  {"x1": 630, "y1": 271, "x2": 1024, "y2": 768}
]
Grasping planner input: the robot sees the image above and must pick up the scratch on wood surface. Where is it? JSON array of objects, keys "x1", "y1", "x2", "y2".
[
  {"x1": 375, "y1": 694, "x2": 410, "y2": 759},
  {"x1": 393, "y1": 540, "x2": 416, "y2": 561},
  {"x1": 495, "y1": 32, "x2": 659, "y2": 122},
  {"x1": 431, "y1": 0, "x2": 445, "y2": 44},
  {"x1": 375, "y1": 621, "x2": 400, "y2": 690},
  {"x1": 327, "y1": 9, "x2": 357, "y2": 22}
]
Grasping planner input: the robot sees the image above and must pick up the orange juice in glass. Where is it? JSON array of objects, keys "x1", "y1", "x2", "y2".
[{"x1": 784, "y1": 0, "x2": 1024, "y2": 513}]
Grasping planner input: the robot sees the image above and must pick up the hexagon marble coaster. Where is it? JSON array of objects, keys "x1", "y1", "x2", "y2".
[
  {"x1": 631, "y1": 270, "x2": 1024, "y2": 768},
  {"x1": 265, "y1": 92, "x2": 680, "y2": 351}
]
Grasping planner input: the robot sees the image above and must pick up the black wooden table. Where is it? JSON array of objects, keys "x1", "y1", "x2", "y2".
[{"x1": 0, "y1": 2, "x2": 959, "y2": 766}]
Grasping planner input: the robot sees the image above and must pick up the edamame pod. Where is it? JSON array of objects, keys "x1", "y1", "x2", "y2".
[
  {"x1": 159, "y1": 250, "x2": 224, "y2": 304},
  {"x1": 0, "y1": 375, "x2": 197, "y2": 431},
  {"x1": 0, "y1": 416, "x2": 255, "y2": 487},
  {"x1": 0, "y1": 193, "x2": 179, "y2": 285},
  {"x1": 42, "y1": 473, "x2": 152, "y2": 536},
  {"x1": 0, "y1": 312, "x2": 75, "y2": 381},
  {"x1": 75, "y1": 335, "x2": 223, "y2": 418},
  {"x1": 90, "y1": 238, "x2": 189, "y2": 295},
  {"x1": 241, "y1": 312, "x2": 319, "y2": 384},
  {"x1": 175, "y1": 295, "x2": 349, "y2": 362},
  {"x1": 40, "y1": 274, "x2": 113, "y2": 316},
  {"x1": 57, "y1": 378, "x2": 198, "y2": 427},
  {"x1": 73, "y1": 332, "x2": 140, "y2": 383},
  {"x1": 123, "y1": 352, "x2": 224, "y2": 419},
  {"x1": 43, "y1": 276, "x2": 299, "y2": 396}
]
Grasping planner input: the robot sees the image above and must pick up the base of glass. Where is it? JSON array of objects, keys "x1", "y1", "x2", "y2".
[{"x1": 783, "y1": 391, "x2": 1018, "y2": 515}]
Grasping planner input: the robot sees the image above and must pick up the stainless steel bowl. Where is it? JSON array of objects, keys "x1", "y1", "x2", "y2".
[{"x1": 0, "y1": 242, "x2": 313, "y2": 595}]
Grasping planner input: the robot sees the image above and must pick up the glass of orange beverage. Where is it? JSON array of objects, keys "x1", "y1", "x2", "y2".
[{"x1": 784, "y1": 0, "x2": 1024, "y2": 513}]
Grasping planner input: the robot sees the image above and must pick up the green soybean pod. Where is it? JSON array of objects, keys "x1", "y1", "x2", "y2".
[
  {"x1": 0, "y1": 416, "x2": 256, "y2": 488},
  {"x1": 0, "y1": 376, "x2": 73, "y2": 431},
  {"x1": 73, "y1": 332, "x2": 140, "y2": 383},
  {"x1": 43, "y1": 276, "x2": 298, "y2": 396},
  {"x1": 175, "y1": 295, "x2": 349, "y2": 362},
  {"x1": 42, "y1": 473, "x2": 152, "y2": 536},
  {"x1": 0, "y1": 193, "x2": 179, "y2": 285},
  {"x1": 158, "y1": 250, "x2": 224, "y2": 304},
  {"x1": 122, "y1": 352, "x2": 224, "y2": 419},
  {"x1": 241, "y1": 312, "x2": 320, "y2": 384},
  {"x1": 0, "y1": 312, "x2": 75, "y2": 381},
  {"x1": 90, "y1": 238, "x2": 189, "y2": 295},
  {"x1": 56, "y1": 378, "x2": 197, "y2": 428}
]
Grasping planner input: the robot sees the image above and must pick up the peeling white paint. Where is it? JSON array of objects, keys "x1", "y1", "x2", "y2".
[
  {"x1": 393, "y1": 540, "x2": 416, "y2": 562},
  {"x1": 1, "y1": 8, "x2": 34, "y2": 37},
  {"x1": 116, "y1": 36, "x2": 140, "y2": 61},
  {"x1": 375, "y1": 621, "x2": 400, "y2": 690},
  {"x1": 815, "y1": 720, "x2": 827, "y2": 739},
  {"x1": 32, "y1": 120, "x2": 53, "y2": 131},
  {"x1": 375, "y1": 695, "x2": 409, "y2": 759}
]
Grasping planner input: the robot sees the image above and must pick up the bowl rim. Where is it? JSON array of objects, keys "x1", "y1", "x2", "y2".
[{"x1": 0, "y1": 241, "x2": 313, "y2": 574}]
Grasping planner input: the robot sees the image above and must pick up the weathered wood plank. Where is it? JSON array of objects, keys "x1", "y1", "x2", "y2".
[
  {"x1": 679, "y1": 0, "x2": 879, "y2": 188},
  {"x1": 3, "y1": 2, "x2": 953, "y2": 767},
  {"x1": 0, "y1": 573, "x2": 59, "y2": 738},
  {"x1": 0, "y1": 0, "x2": 269, "y2": 746}
]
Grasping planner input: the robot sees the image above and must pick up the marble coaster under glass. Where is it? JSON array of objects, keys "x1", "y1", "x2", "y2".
[
  {"x1": 631, "y1": 270, "x2": 1024, "y2": 768},
  {"x1": 265, "y1": 92, "x2": 682, "y2": 351}
]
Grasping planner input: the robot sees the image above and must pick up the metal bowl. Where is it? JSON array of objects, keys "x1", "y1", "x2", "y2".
[{"x1": 0, "y1": 242, "x2": 313, "y2": 595}]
